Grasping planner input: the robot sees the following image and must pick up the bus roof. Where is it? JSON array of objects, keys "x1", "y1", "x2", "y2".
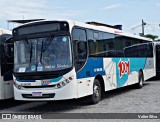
[
  {"x1": 72, "y1": 20, "x2": 152, "y2": 42},
  {"x1": 13, "y1": 19, "x2": 152, "y2": 42}
]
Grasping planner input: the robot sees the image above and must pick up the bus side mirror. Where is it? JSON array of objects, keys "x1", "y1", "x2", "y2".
[{"x1": 77, "y1": 41, "x2": 86, "y2": 54}]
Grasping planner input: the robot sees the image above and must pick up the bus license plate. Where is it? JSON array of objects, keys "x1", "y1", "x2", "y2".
[{"x1": 32, "y1": 92, "x2": 42, "y2": 96}]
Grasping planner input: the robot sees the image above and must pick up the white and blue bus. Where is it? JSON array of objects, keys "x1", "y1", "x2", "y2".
[
  {"x1": 12, "y1": 20, "x2": 155, "y2": 103},
  {"x1": 0, "y1": 28, "x2": 14, "y2": 100}
]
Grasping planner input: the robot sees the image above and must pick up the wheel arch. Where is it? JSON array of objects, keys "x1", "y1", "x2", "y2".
[{"x1": 95, "y1": 74, "x2": 105, "y2": 94}]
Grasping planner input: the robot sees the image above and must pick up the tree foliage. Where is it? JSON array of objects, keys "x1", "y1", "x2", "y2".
[{"x1": 139, "y1": 33, "x2": 159, "y2": 41}]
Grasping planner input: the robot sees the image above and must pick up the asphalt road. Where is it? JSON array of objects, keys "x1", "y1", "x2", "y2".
[{"x1": 0, "y1": 78, "x2": 160, "y2": 121}]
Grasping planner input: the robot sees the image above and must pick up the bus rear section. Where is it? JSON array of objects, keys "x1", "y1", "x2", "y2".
[
  {"x1": 154, "y1": 42, "x2": 160, "y2": 76},
  {"x1": 0, "y1": 33, "x2": 14, "y2": 100}
]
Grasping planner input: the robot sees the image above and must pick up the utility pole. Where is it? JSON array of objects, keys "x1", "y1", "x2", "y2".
[{"x1": 142, "y1": 19, "x2": 146, "y2": 36}]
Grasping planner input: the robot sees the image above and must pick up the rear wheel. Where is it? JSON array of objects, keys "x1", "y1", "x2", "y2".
[
  {"x1": 135, "y1": 71, "x2": 144, "y2": 89},
  {"x1": 88, "y1": 79, "x2": 102, "y2": 104}
]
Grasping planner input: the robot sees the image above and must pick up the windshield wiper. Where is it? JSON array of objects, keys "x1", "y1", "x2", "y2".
[
  {"x1": 24, "y1": 39, "x2": 33, "y2": 63},
  {"x1": 24, "y1": 39, "x2": 30, "y2": 53},
  {"x1": 39, "y1": 36, "x2": 53, "y2": 62},
  {"x1": 29, "y1": 42, "x2": 33, "y2": 63},
  {"x1": 39, "y1": 41, "x2": 44, "y2": 62}
]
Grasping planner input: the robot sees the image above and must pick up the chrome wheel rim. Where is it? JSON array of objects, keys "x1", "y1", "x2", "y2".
[
  {"x1": 140, "y1": 77, "x2": 143, "y2": 86},
  {"x1": 93, "y1": 85, "x2": 100, "y2": 98}
]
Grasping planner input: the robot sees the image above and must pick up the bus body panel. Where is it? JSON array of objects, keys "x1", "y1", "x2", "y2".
[
  {"x1": 13, "y1": 57, "x2": 155, "y2": 101},
  {"x1": 4, "y1": 80, "x2": 13, "y2": 99},
  {"x1": 0, "y1": 76, "x2": 4, "y2": 99},
  {"x1": 143, "y1": 58, "x2": 155, "y2": 80},
  {"x1": 0, "y1": 77, "x2": 13, "y2": 100},
  {"x1": 14, "y1": 69, "x2": 78, "y2": 101}
]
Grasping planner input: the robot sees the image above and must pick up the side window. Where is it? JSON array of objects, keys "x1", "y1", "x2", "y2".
[
  {"x1": 72, "y1": 28, "x2": 87, "y2": 72},
  {"x1": 88, "y1": 31, "x2": 124, "y2": 57},
  {"x1": 132, "y1": 45, "x2": 140, "y2": 57},
  {"x1": 124, "y1": 40, "x2": 132, "y2": 47},
  {"x1": 114, "y1": 36, "x2": 124, "y2": 57},
  {"x1": 96, "y1": 32, "x2": 105, "y2": 56},
  {"x1": 139, "y1": 44, "x2": 146, "y2": 57},
  {"x1": 87, "y1": 30, "x2": 96, "y2": 55},
  {"x1": 124, "y1": 46, "x2": 133, "y2": 57},
  {"x1": 132, "y1": 39, "x2": 142, "y2": 45},
  {"x1": 103, "y1": 33, "x2": 116, "y2": 57},
  {"x1": 73, "y1": 28, "x2": 86, "y2": 41},
  {"x1": 147, "y1": 43, "x2": 153, "y2": 57}
]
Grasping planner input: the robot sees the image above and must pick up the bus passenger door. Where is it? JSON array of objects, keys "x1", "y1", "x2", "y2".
[{"x1": 75, "y1": 41, "x2": 88, "y2": 98}]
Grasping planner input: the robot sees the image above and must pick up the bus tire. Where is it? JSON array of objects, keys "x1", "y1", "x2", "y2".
[
  {"x1": 88, "y1": 79, "x2": 102, "y2": 104},
  {"x1": 136, "y1": 71, "x2": 144, "y2": 89}
]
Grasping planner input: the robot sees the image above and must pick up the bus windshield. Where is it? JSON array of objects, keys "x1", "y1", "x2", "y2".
[{"x1": 14, "y1": 35, "x2": 72, "y2": 73}]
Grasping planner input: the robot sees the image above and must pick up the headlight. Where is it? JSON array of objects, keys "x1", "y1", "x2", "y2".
[
  {"x1": 57, "y1": 83, "x2": 61, "y2": 88},
  {"x1": 14, "y1": 82, "x2": 23, "y2": 90},
  {"x1": 55, "y1": 78, "x2": 71, "y2": 89}
]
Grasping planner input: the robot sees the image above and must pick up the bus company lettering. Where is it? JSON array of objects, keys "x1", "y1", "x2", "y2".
[
  {"x1": 118, "y1": 59, "x2": 130, "y2": 78},
  {"x1": 42, "y1": 80, "x2": 50, "y2": 85}
]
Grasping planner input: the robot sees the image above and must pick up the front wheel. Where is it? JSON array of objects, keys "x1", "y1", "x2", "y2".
[{"x1": 88, "y1": 79, "x2": 102, "y2": 104}]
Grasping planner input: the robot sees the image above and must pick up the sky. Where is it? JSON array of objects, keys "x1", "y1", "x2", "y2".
[{"x1": 0, "y1": 0, "x2": 160, "y2": 36}]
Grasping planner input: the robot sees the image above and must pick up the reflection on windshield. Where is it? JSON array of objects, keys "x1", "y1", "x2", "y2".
[{"x1": 14, "y1": 36, "x2": 72, "y2": 73}]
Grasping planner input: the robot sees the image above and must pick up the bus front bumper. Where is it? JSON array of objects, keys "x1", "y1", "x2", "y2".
[{"x1": 13, "y1": 81, "x2": 77, "y2": 101}]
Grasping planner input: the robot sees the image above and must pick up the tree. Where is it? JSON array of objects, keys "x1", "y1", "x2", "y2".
[
  {"x1": 139, "y1": 33, "x2": 159, "y2": 41},
  {"x1": 156, "y1": 39, "x2": 160, "y2": 41}
]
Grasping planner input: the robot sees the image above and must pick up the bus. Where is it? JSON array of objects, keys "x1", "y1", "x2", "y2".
[
  {"x1": 12, "y1": 20, "x2": 155, "y2": 103},
  {"x1": 0, "y1": 28, "x2": 14, "y2": 100}
]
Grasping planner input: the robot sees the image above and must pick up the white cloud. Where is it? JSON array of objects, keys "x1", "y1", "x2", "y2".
[
  {"x1": 0, "y1": 0, "x2": 83, "y2": 21},
  {"x1": 0, "y1": 0, "x2": 48, "y2": 20},
  {"x1": 102, "y1": 4, "x2": 122, "y2": 10}
]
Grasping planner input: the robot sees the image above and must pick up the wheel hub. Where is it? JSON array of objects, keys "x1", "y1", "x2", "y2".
[{"x1": 94, "y1": 85, "x2": 100, "y2": 97}]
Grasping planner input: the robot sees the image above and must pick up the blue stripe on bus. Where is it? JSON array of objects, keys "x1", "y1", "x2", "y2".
[
  {"x1": 16, "y1": 76, "x2": 63, "y2": 83},
  {"x1": 50, "y1": 76, "x2": 62, "y2": 83},
  {"x1": 77, "y1": 57, "x2": 105, "y2": 79}
]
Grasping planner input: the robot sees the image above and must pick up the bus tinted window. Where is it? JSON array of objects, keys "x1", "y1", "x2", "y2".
[
  {"x1": 148, "y1": 43, "x2": 153, "y2": 57},
  {"x1": 86, "y1": 29, "x2": 152, "y2": 58},
  {"x1": 72, "y1": 28, "x2": 86, "y2": 41},
  {"x1": 124, "y1": 43, "x2": 153, "y2": 57}
]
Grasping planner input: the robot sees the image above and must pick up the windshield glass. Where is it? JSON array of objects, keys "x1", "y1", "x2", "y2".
[{"x1": 14, "y1": 36, "x2": 72, "y2": 73}]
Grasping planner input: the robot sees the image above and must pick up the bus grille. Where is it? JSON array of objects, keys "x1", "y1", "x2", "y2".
[
  {"x1": 22, "y1": 93, "x2": 55, "y2": 99},
  {"x1": 22, "y1": 85, "x2": 56, "y2": 88}
]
